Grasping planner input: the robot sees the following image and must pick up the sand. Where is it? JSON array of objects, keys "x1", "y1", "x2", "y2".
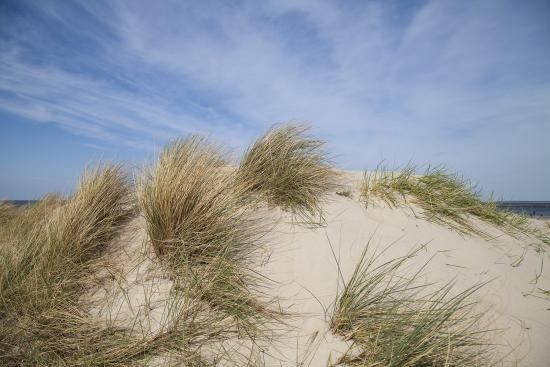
[{"x1": 92, "y1": 171, "x2": 550, "y2": 366}]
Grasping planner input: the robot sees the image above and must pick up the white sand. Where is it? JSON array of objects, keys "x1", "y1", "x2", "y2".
[{"x1": 93, "y1": 171, "x2": 550, "y2": 366}]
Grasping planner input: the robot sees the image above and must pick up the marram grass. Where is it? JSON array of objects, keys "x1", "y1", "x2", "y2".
[
  {"x1": 237, "y1": 123, "x2": 339, "y2": 222},
  {"x1": 0, "y1": 165, "x2": 242, "y2": 365},
  {"x1": 362, "y1": 163, "x2": 538, "y2": 239},
  {"x1": 138, "y1": 136, "x2": 282, "y2": 339},
  {"x1": 330, "y1": 242, "x2": 496, "y2": 366},
  {"x1": 0, "y1": 165, "x2": 138, "y2": 365},
  {"x1": 138, "y1": 136, "x2": 260, "y2": 264}
]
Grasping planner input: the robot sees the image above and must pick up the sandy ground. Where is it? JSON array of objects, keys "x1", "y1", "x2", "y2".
[{"x1": 92, "y1": 171, "x2": 550, "y2": 366}]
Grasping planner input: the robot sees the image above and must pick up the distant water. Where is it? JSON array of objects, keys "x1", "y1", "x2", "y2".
[
  {"x1": 497, "y1": 201, "x2": 550, "y2": 218},
  {"x1": 3, "y1": 200, "x2": 549, "y2": 217},
  {"x1": 3, "y1": 200, "x2": 39, "y2": 207}
]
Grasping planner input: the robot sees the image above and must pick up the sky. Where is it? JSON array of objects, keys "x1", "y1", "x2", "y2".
[{"x1": 1, "y1": 0, "x2": 549, "y2": 200}]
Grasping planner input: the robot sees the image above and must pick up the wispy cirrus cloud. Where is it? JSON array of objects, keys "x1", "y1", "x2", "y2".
[{"x1": 0, "y1": 0, "x2": 549, "y2": 199}]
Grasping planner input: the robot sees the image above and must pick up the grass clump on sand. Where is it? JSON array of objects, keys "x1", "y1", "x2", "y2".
[
  {"x1": 362, "y1": 164, "x2": 533, "y2": 239},
  {"x1": 330, "y1": 243, "x2": 495, "y2": 366},
  {"x1": 0, "y1": 166, "x2": 141, "y2": 365},
  {"x1": 0, "y1": 166, "x2": 233, "y2": 365},
  {"x1": 237, "y1": 123, "x2": 339, "y2": 221},
  {"x1": 138, "y1": 136, "x2": 253, "y2": 263},
  {"x1": 138, "y1": 136, "x2": 281, "y2": 338}
]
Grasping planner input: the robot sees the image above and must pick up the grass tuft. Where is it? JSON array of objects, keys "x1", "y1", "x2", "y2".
[
  {"x1": 138, "y1": 136, "x2": 282, "y2": 339},
  {"x1": 362, "y1": 163, "x2": 535, "y2": 239},
  {"x1": 330, "y1": 242, "x2": 495, "y2": 366},
  {"x1": 0, "y1": 165, "x2": 139, "y2": 365},
  {"x1": 138, "y1": 136, "x2": 257, "y2": 264},
  {"x1": 237, "y1": 123, "x2": 339, "y2": 221}
]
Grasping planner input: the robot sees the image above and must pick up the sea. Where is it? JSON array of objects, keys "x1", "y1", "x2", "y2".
[
  {"x1": 496, "y1": 201, "x2": 550, "y2": 218},
  {"x1": 6, "y1": 200, "x2": 38, "y2": 207},
  {"x1": 3, "y1": 200, "x2": 550, "y2": 217}
]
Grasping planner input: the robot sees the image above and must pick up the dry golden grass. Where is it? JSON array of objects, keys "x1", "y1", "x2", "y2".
[
  {"x1": 138, "y1": 136, "x2": 282, "y2": 340},
  {"x1": 0, "y1": 201, "x2": 16, "y2": 225},
  {"x1": 1, "y1": 167, "x2": 235, "y2": 365},
  {"x1": 237, "y1": 123, "x2": 339, "y2": 222},
  {"x1": 0, "y1": 166, "x2": 143, "y2": 365},
  {"x1": 0, "y1": 139, "x2": 287, "y2": 365},
  {"x1": 138, "y1": 136, "x2": 259, "y2": 264},
  {"x1": 330, "y1": 242, "x2": 496, "y2": 366}
]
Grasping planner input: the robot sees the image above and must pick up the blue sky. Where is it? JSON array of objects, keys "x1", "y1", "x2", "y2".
[{"x1": 1, "y1": 0, "x2": 549, "y2": 200}]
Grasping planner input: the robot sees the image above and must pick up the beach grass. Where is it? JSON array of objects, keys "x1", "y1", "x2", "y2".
[
  {"x1": 237, "y1": 123, "x2": 339, "y2": 222},
  {"x1": 1, "y1": 134, "x2": 539, "y2": 365},
  {"x1": 138, "y1": 136, "x2": 282, "y2": 339},
  {"x1": 138, "y1": 136, "x2": 258, "y2": 264},
  {"x1": 0, "y1": 165, "x2": 245, "y2": 365},
  {"x1": 330, "y1": 242, "x2": 495, "y2": 366},
  {"x1": 0, "y1": 165, "x2": 140, "y2": 365},
  {"x1": 362, "y1": 163, "x2": 535, "y2": 239}
]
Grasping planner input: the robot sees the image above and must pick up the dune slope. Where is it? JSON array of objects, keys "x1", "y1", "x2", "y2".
[{"x1": 93, "y1": 171, "x2": 550, "y2": 366}]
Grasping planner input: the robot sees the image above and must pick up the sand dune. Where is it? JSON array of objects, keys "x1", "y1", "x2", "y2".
[
  {"x1": 93, "y1": 170, "x2": 550, "y2": 366},
  {"x1": 4, "y1": 127, "x2": 548, "y2": 365}
]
